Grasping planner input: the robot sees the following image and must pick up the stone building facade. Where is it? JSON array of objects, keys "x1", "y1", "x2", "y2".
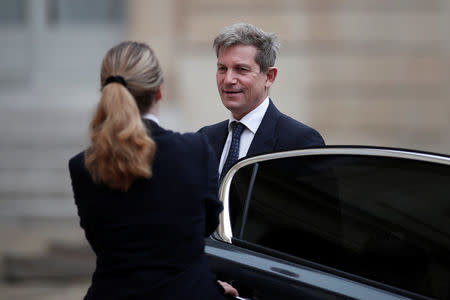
[{"x1": 0, "y1": 0, "x2": 449, "y2": 219}]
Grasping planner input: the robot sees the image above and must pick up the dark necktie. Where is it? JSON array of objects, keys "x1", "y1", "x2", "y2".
[{"x1": 220, "y1": 121, "x2": 245, "y2": 182}]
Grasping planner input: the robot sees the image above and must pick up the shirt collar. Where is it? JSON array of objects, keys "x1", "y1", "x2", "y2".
[
  {"x1": 142, "y1": 112, "x2": 160, "y2": 125},
  {"x1": 228, "y1": 97, "x2": 270, "y2": 134}
]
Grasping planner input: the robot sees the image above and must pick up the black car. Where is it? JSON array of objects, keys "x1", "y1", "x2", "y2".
[{"x1": 205, "y1": 146, "x2": 450, "y2": 300}]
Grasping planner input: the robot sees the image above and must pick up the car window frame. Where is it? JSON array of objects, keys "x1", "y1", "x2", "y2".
[{"x1": 216, "y1": 146, "x2": 450, "y2": 244}]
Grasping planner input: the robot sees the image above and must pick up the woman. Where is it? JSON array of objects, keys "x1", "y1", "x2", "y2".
[{"x1": 69, "y1": 41, "x2": 236, "y2": 299}]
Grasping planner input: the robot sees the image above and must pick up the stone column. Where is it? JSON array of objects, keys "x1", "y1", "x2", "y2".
[
  {"x1": 27, "y1": 0, "x2": 46, "y2": 88},
  {"x1": 126, "y1": 0, "x2": 184, "y2": 129},
  {"x1": 127, "y1": 0, "x2": 177, "y2": 100}
]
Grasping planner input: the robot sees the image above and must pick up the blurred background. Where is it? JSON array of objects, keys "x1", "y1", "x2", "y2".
[{"x1": 0, "y1": 0, "x2": 449, "y2": 298}]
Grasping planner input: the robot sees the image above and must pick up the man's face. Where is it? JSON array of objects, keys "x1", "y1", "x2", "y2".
[{"x1": 216, "y1": 45, "x2": 277, "y2": 120}]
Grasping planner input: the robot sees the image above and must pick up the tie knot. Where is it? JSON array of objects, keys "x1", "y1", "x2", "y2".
[{"x1": 231, "y1": 121, "x2": 245, "y2": 137}]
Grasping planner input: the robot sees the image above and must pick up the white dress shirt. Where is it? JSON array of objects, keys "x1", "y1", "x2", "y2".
[
  {"x1": 142, "y1": 112, "x2": 160, "y2": 125},
  {"x1": 218, "y1": 97, "x2": 270, "y2": 175}
]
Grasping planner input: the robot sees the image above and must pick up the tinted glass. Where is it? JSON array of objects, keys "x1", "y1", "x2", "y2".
[{"x1": 229, "y1": 154, "x2": 450, "y2": 299}]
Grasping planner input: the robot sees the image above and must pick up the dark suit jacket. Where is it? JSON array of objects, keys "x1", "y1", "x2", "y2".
[
  {"x1": 198, "y1": 100, "x2": 326, "y2": 297},
  {"x1": 69, "y1": 120, "x2": 223, "y2": 300},
  {"x1": 199, "y1": 99, "x2": 325, "y2": 164}
]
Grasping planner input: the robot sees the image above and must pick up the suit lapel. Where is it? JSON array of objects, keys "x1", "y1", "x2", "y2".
[
  {"x1": 247, "y1": 99, "x2": 280, "y2": 156},
  {"x1": 208, "y1": 121, "x2": 229, "y2": 163}
]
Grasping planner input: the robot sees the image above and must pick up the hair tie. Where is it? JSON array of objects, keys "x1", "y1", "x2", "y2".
[{"x1": 105, "y1": 75, "x2": 127, "y2": 87}]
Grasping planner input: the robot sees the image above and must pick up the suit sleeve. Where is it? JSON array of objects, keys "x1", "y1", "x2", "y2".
[{"x1": 201, "y1": 133, "x2": 223, "y2": 236}]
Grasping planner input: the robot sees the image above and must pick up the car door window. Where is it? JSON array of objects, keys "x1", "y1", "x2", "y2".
[{"x1": 228, "y1": 153, "x2": 450, "y2": 299}]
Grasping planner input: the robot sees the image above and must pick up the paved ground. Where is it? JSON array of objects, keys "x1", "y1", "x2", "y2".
[
  {"x1": 0, "y1": 217, "x2": 92, "y2": 299},
  {"x1": 0, "y1": 281, "x2": 89, "y2": 300}
]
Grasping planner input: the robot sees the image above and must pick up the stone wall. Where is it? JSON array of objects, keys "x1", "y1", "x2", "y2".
[
  {"x1": 131, "y1": 0, "x2": 450, "y2": 153},
  {"x1": 0, "y1": 0, "x2": 448, "y2": 219}
]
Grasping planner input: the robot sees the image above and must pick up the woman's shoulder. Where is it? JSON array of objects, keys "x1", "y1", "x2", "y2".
[
  {"x1": 68, "y1": 151, "x2": 87, "y2": 179},
  {"x1": 69, "y1": 151, "x2": 84, "y2": 168}
]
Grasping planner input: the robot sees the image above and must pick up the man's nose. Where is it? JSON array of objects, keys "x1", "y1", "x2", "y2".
[{"x1": 224, "y1": 70, "x2": 237, "y2": 84}]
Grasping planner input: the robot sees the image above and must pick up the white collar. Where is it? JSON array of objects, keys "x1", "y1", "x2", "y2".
[
  {"x1": 228, "y1": 97, "x2": 270, "y2": 134},
  {"x1": 142, "y1": 112, "x2": 160, "y2": 125}
]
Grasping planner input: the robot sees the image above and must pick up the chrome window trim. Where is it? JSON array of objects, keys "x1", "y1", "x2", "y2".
[{"x1": 216, "y1": 147, "x2": 450, "y2": 243}]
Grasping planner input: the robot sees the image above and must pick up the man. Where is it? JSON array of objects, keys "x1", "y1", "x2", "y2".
[{"x1": 199, "y1": 23, "x2": 325, "y2": 179}]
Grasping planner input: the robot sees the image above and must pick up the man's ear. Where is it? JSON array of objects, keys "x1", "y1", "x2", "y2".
[
  {"x1": 155, "y1": 87, "x2": 162, "y2": 101},
  {"x1": 265, "y1": 67, "x2": 278, "y2": 88}
]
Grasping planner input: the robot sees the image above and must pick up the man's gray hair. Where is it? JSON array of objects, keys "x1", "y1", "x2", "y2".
[{"x1": 213, "y1": 23, "x2": 280, "y2": 72}]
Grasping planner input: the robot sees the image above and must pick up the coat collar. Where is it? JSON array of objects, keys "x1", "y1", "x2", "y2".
[{"x1": 142, "y1": 118, "x2": 165, "y2": 137}]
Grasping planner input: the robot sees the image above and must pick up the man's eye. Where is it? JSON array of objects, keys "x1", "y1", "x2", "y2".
[{"x1": 217, "y1": 67, "x2": 226, "y2": 72}]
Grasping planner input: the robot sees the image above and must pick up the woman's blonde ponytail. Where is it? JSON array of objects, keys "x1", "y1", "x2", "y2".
[{"x1": 85, "y1": 42, "x2": 163, "y2": 191}]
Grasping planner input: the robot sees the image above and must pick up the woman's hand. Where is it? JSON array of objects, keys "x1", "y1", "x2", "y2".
[{"x1": 217, "y1": 280, "x2": 239, "y2": 297}]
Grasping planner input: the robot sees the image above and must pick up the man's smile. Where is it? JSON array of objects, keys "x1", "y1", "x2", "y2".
[{"x1": 222, "y1": 89, "x2": 243, "y2": 94}]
